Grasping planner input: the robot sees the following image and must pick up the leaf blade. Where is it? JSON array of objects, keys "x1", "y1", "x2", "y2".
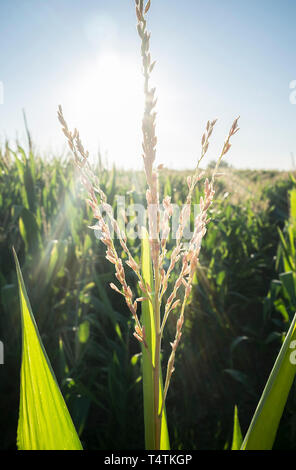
[
  {"x1": 241, "y1": 313, "x2": 296, "y2": 450},
  {"x1": 13, "y1": 248, "x2": 83, "y2": 450},
  {"x1": 141, "y1": 228, "x2": 170, "y2": 450},
  {"x1": 231, "y1": 405, "x2": 243, "y2": 450}
]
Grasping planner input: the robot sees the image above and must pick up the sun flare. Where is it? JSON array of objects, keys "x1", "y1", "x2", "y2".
[{"x1": 61, "y1": 51, "x2": 144, "y2": 168}]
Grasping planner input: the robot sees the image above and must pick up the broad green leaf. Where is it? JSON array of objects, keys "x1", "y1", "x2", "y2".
[
  {"x1": 277, "y1": 227, "x2": 295, "y2": 272},
  {"x1": 231, "y1": 405, "x2": 243, "y2": 450},
  {"x1": 289, "y1": 188, "x2": 296, "y2": 222},
  {"x1": 241, "y1": 313, "x2": 296, "y2": 450},
  {"x1": 288, "y1": 226, "x2": 296, "y2": 259},
  {"x1": 274, "y1": 298, "x2": 290, "y2": 323},
  {"x1": 141, "y1": 227, "x2": 170, "y2": 450},
  {"x1": 19, "y1": 207, "x2": 42, "y2": 254},
  {"x1": 141, "y1": 226, "x2": 156, "y2": 449},
  {"x1": 13, "y1": 248, "x2": 83, "y2": 450},
  {"x1": 279, "y1": 272, "x2": 296, "y2": 307},
  {"x1": 78, "y1": 320, "x2": 90, "y2": 344},
  {"x1": 216, "y1": 270, "x2": 226, "y2": 286},
  {"x1": 269, "y1": 279, "x2": 282, "y2": 302}
]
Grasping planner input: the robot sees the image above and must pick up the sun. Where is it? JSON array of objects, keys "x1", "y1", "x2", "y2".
[{"x1": 60, "y1": 51, "x2": 144, "y2": 169}]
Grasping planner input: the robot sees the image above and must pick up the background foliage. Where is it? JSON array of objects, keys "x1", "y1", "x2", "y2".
[{"x1": 1, "y1": 138, "x2": 296, "y2": 450}]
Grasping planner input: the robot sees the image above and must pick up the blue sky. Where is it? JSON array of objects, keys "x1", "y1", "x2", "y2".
[{"x1": 0, "y1": 0, "x2": 296, "y2": 171}]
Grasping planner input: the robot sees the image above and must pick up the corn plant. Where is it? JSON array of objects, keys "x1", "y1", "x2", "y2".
[
  {"x1": 58, "y1": 0, "x2": 239, "y2": 450},
  {"x1": 231, "y1": 183, "x2": 296, "y2": 450},
  {"x1": 264, "y1": 183, "x2": 296, "y2": 326},
  {"x1": 6, "y1": 0, "x2": 296, "y2": 453}
]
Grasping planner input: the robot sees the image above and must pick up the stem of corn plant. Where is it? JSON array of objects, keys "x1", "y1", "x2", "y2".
[
  {"x1": 135, "y1": 0, "x2": 164, "y2": 450},
  {"x1": 154, "y1": 265, "x2": 161, "y2": 449}
]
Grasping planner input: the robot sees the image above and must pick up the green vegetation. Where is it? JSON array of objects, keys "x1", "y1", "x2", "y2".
[
  {"x1": 13, "y1": 247, "x2": 82, "y2": 450},
  {"x1": 1, "y1": 138, "x2": 296, "y2": 449}
]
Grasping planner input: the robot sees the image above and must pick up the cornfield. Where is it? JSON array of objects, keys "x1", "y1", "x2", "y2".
[{"x1": 1, "y1": 0, "x2": 296, "y2": 452}]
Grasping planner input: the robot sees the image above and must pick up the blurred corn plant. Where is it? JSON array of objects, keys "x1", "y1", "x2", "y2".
[
  {"x1": 222, "y1": 177, "x2": 296, "y2": 451},
  {"x1": 0, "y1": 135, "x2": 142, "y2": 449},
  {"x1": 161, "y1": 171, "x2": 296, "y2": 450},
  {"x1": 162, "y1": 188, "x2": 281, "y2": 449},
  {"x1": 1, "y1": 128, "x2": 296, "y2": 450},
  {"x1": 257, "y1": 180, "x2": 296, "y2": 449},
  {"x1": 264, "y1": 181, "x2": 296, "y2": 326}
]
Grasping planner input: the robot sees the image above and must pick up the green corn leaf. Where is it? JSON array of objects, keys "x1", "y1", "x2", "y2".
[
  {"x1": 44, "y1": 240, "x2": 68, "y2": 286},
  {"x1": 241, "y1": 313, "x2": 296, "y2": 450},
  {"x1": 279, "y1": 272, "x2": 296, "y2": 309},
  {"x1": 277, "y1": 227, "x2": 295, "y2": 272},
  {"x1": 19, "y1": 207, "x2": 42, "y2": 254},
  {"x1": 231, "y1": 405, "x2": 243, "y2": 450},
  {"x1": 289, "y1": 188, "x2": 296, "y2": 222},
  {"x1": 274, "y1": 298, "x2": 290, "y2": 323},
  {"x1": 288, "y1": 225, "x2": 296, "y2": 259},
  {"x1": 141, "y1": 227, "x2": 170, "y2": 450},
  {"x1": 13, "y1": 247, "x2": 83, "y2": 450},
  {"x1": 78, "y1": 320, "x2": 90, "y2": 344},
  {"x1": 141, "y1": 227, "x2": 156, "y2": 449}
]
